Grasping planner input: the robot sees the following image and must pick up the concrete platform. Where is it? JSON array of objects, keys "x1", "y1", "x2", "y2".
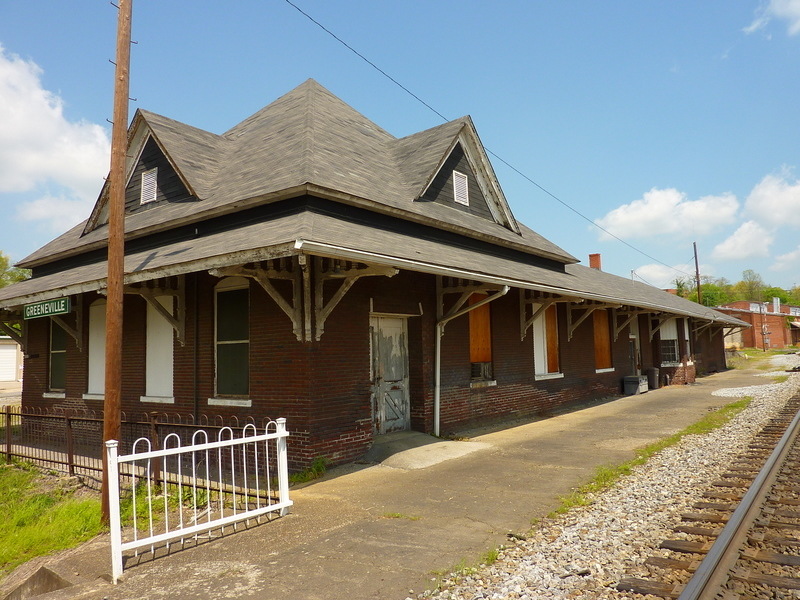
[{"x1": 0, "y1": 367, "x2": 775, "y2": 600}]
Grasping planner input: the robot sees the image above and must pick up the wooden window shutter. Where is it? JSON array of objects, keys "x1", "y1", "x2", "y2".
[
  {"x1": 593, "y1": 309, "x2": 612, "y2": 370},
  {"x1": 545, "y1": 304, "x2": 559, "y2": 373},
  {"x1": 469, "y1": 294, "x2": 492, "y2": 363},
  {"x1": 453, "y1": 170, "x2": 469, "y2": 206}
]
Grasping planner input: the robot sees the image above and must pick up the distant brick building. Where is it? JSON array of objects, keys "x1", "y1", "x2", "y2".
[{"x1": 717, "y1": 300, "x2": 800, "y2": 350}]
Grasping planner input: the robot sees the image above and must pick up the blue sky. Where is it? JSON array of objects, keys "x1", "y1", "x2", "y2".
[{"x1": 1, "y1": 1, "x2": 799, "y2": 291}]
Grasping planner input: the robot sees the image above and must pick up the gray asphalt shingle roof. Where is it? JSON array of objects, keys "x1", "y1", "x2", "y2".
[
  {"x1": 19, "y1": 79, "x2": 573, "y2": 269},
  {"x1": 1, "y1": 80, "x2": 746, "y2": 327}
]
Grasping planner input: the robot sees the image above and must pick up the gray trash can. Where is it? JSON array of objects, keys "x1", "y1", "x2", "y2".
[
  {"x1": 623, "y1": 376, "x2": 648, "y2": 395},
  {"x1": 647, "y1": 367, "x2": 659, "y2": 390}
]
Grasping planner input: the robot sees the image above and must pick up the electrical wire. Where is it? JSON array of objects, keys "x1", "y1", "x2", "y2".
[{"x1": 282, "y1": 0, "x2": 696, "y2": 280}]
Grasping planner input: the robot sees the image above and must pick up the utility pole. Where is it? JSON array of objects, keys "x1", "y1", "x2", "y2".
[
  {"x1": 102, "y1": 0, "x2": 132, "y2": 525},
  {"x1": 693, "y1": 242, "x2": 702, "y2": 306}
]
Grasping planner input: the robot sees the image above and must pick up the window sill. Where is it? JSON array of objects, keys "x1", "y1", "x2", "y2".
[
  {"x1": 43, "y1": 392, "x2": 65, "y2": 399},
  {"x1": 470, "y1": 379, "x2": 497, "y2": 389},
  {"x1": 140, "y1": 396, "x2": 175, "y2": 404},
  {"x1": 595, "y1": 368, "x2": 615, "y2": 374},
  {"x1": 208, "y1": 397, "x2": 252, "y2": 407},
  {"x1": 82, "y1": 393, "x2": 104, "y2": 401},
  {"x1": 535, "y1": 372, "x2": 564, "y2": 381}
]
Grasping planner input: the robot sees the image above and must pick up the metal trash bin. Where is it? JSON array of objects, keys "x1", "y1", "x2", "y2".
[
  {"x1": 623, "y1": 375, "x2": 648, "y2": 395},
  {"x1": 646, "y1": 367, "x2": 659, "y2": 390}
]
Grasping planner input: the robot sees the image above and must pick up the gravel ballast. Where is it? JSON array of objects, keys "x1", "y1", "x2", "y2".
[{"x1": 418, "y1": 356, "x2": 800, "y2": 600}]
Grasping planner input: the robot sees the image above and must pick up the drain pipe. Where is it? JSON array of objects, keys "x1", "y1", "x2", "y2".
[{"x1": 434, "y1": 285, "x2": 509, "y2": 437}]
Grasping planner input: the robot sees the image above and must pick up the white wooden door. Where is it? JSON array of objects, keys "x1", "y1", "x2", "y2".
[
  {"x1": 0, "y1": 345, "x2": 17, "y2": 381},
  {"x1": 370, "y1": 316, "x2": 410, "y2": 434}
]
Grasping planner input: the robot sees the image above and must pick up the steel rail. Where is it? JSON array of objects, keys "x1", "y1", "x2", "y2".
[{"x1": 677, "y1": 406, "x2": 800, "y2": 600}]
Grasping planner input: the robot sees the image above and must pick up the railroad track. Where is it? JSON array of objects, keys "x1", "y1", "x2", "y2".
[{"x1": 617, "y1": 393, "x2": 800, "y2": 599}]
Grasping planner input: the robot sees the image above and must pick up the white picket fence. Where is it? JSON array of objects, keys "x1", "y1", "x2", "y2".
[{"x1": 106, "y1": 418, "x2": 292, "y2": 584}]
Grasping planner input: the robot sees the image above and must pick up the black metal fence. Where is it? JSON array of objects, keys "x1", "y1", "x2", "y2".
[{"x1": 0, "y1": 405, "x2": 275, "y2": 480}]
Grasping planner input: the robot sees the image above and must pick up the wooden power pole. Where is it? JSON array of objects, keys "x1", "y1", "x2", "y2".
[
  {"x1": 693, "y1": 241, "x2": 702, "y2": 306},
  {"x1": 102, "y1": 0, "x2": 132, "y2": 524}
]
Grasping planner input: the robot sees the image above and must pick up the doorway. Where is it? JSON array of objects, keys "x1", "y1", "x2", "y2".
[{"x1": 370, "y1": 316, "x2": 410, "y2": 434}]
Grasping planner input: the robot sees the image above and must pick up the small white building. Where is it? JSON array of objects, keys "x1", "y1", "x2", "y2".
[{"x1": 0, "y1": 336, "x2": 23, "y2": 381}]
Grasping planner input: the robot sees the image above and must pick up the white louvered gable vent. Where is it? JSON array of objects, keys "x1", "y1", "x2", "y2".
[
  {"x1": 140, "y1": 168, "x2": 158, "y2": 204},
  {"x1": 453, "y1": 170, "x2": 469, "y2": 206}
]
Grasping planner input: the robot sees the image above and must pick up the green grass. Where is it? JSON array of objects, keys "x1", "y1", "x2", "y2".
[
  {"x1": 289, "y1": 456, "x2": 328, "y2": 485},
  {"x1": 382, "y1": 512, "x2": 421, "y2": 521},
  {"x1": 548, "y1": 396, "x2": 752, "y2": 518},
  {"x1": 0, "y1": 463, "x2": 102, "y2": 579}
]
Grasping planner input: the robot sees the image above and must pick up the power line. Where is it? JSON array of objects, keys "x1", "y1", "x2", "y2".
[{"x1": 283, "y1": 0, "x2": 695, "y2": 280}]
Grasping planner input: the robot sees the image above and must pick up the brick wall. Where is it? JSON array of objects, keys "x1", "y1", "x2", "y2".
[{"x1": 21, "y1": 267, "x2": 729, "y2": 470}]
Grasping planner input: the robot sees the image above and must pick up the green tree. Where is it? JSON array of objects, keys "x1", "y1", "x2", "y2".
[
  {"x1": 732, "y1": 269, "x2": 765, "y2": 301},
  {"x1": 788, "y1": 286, "x2": 800, "y2": 306},
  {"x1": 762, "y1": 286, "x2": 790, "y2": 305},
  {"x1": 687, "y1": 276, "x2": 734, "y2": 307},
  {"x1": 0, "y1": 252, "x2": 30, "y2": 288},
  {"x1": 672, "y1": 276, "x2": 692, "y2": 298}
]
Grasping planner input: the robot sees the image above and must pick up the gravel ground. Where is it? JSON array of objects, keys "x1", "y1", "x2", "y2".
[{"x1": 418, "y1": 355, "x2": 800, "y2": 600}]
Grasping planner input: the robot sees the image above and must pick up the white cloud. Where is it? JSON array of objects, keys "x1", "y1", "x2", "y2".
[
  {"x1": 745, "y1": 0, "x2": 800, "y2": 35},
  {"x1": 15, "y1": 193, "x2": 93, "y2": 233},
  {"x1": 0, "y1": 44, "x2": 109, "y2": 231},
  {"x1": 744, "y1": 169, "x2": 800, "y2": 227},
  {"x1": 711, "y1": 221, "x2": 774, "y2": 260},
  {"x1": 632, "y1": 263, "x2": 694, "y2": 289},
  {"x1": 771, "y1": 245, "x2": 800, "y2": 272},
  {"x1": 594, "y1": 188, "x2": 739, "y2": 241}
]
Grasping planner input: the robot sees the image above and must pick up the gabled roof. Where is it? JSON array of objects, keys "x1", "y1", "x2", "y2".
[{"x1": 19, "y1": 79, "x2": 575, "y2": 270}]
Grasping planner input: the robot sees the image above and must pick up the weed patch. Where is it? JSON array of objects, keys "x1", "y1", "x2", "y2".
[
  {"x1": 548, "y1": 396, "x2": 751, "y2": 518},
  {"x1": 0, "y1": 464, "x2": 102, "y2": 578}
]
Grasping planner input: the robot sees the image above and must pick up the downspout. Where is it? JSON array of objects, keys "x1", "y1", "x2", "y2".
[{"x1": 434, "y1": 285, "x2": 509, "y2": 437}]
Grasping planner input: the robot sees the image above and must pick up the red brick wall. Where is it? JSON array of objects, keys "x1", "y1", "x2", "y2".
[{"x1": 21, "y1": 267, "x2": 729, "y2": 470}]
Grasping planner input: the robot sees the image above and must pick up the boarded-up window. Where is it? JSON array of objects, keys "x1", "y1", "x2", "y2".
[
  {"x1": 469, "y1": 294, "x2": 492, "y2": 379},
  {"x1": 216, "y1": 279, "x2": 249, "y2": 396},
  {"x1": 87, "y1": 299, "x2": 106, "y2": 395},
  {"x1": 50, "y1": 321, "x2": 67, "y2": 391},
  {"x1": 593, "y1": 309, "x2": 612, "y2": 370},
  {"x1": 533, "y1": 304, "x2": 560, "y2": 374}
]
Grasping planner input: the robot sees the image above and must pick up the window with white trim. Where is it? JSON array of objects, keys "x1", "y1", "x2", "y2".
[
  {"x1": 453, "y1": 170, "x2": 469, "y2": 206},
  {"x1": 659, "y1": 318, "x2": 680, "y2": 365},
  {"x1": 533, "y1": 304, "x2": 560, "y2": 377},
  {"x1": 49, "y1": 320, "x2": 67, "y2": 392},
  {"x1": 215, "y1": 277, "x2": 249, "y2": 397},
  {"x1": 140, "y1": 167, "x2": 158, "y2": 204}
]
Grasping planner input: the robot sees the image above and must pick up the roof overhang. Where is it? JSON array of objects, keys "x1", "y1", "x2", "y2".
[{"x1": 0, "y1": 210, "x2": 745, "y2": 328}]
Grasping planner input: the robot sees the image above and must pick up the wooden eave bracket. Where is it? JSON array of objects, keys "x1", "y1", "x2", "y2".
[
  {"x1": 211, "y1": 263, "x2": 304, "y2": 341},
  {"x1": 50, "y1": 295, "x2": 83, "y2": 351},
  {"x1": 436, "y1": 278, "x2": 507, "y2": 331},
  {"x1": 519, "y1": 288, "x2": 581, "y2": 341},
  {"x1": 649, "y1": 314, "x2": 670, "y2": 341},
  {"x1": 723, "y1": 325, "x2": 748, "y2": 338},
  {"x1": 566, "y1": 302, "x2": 621, "y2": 342},
  {"x1": 613, "y1": 309, "x2": 649, "y2": 342},
  {"x1": 314, "y1": 257, "x2": 398, "y2": 341},
  {"x1": 693, "y1": 321, "x2": 715, "y2": 336},
  {"x1": 0, "y1": 312, "x2": 24, "y2": 351},
  {"x1": 125, "y1": 276, "x2": 186, "y2": 345}
]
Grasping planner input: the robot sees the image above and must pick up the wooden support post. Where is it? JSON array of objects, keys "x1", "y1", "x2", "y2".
[
  {"x1": 66, "y1": 417, "x2": 75, "y2": 477},
  {"x1": 4, "y1": 405, "x2": 11, "y2": 464},
  {"x1": 149, "y1": 412, "x2": 162, "y2": 486},
  {"x1": 102, "y1": 0, "x2": 132, "y2": 525}
]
